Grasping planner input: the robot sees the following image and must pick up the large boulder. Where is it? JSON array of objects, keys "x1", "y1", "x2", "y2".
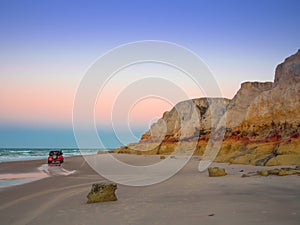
[
  {"x1": 87, "y1": 183, "x2": 117, "y2": 203},
  {"x1": 208, "y1": 167, "x2": 227, "y2": 177}
]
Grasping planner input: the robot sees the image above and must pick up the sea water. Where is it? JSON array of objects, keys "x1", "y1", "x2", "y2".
[
  {"x1": 0, "y1": 148, "x2": 108, "y2": 188},
  {"x1": 0, "y1": 148, "x2": 106, "y2": 162}
]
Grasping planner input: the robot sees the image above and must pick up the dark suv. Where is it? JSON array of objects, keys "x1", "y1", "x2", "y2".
[{"x1": 48, "y1": 150, "x2": 64, "y2": 164}]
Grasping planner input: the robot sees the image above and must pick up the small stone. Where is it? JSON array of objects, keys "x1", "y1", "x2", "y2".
[
  {"x1": 268, "y1": 169, "x2": 280, "y2": 175},
  {"x1": 208, "y1": 167, "x2": 227, "y2": 177},
  {"x1": 208, "y1": 213, "x2": 215, "y2": 217},
  {"x1": 160, "y1": 155, "x2": 166, "y2": 159},
  {"x1": 87, "y1": 183, "x2": 117, "y2": 203},
  {"x1": 241, "y1": 173, "x2": 250, "y2": 178},
  {"x1": 260, "y1": 169, "x2": 269, "y2": 176},
  {"x1": 278, "y1": 169, "x2": 299, "y2": 176}
]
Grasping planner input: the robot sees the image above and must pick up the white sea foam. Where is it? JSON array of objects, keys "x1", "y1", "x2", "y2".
[
  {"x1": 38, "y1": 164, "x2": 76, "y2": 176},
  {"x1": 0, "y1": 148, "x2": 100, "y2": 162}
]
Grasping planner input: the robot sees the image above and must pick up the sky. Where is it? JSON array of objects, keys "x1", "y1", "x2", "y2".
[{"x1": 0, "y1": 0, "x2": 300, "y2": 148}]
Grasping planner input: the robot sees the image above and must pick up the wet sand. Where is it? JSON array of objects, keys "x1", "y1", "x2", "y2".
[{"x1": 0, "y1": 154, "x2": 300, "y2": 225}]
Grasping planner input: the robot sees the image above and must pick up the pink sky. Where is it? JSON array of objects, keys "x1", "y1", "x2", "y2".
[
  {"x1": 0, "y1": 48, "x2": 279, "y2": 130},
  {"x1": 0, "y1": 70, "x2": 259, "y2": 129}
]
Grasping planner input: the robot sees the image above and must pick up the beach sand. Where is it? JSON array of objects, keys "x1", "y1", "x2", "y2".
[{"x1": 0, "y1": 154, "x2": 299, "y2": 225}]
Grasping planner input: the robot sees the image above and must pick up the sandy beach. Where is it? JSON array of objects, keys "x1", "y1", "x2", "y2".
[{"x1": 0, "y1": 154, "x2": 299, "y2": 225}]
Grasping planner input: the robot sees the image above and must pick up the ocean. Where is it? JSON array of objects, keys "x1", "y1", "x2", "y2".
[{"x1": 0, "y1": 148, "x2": 106, "y2": 162}]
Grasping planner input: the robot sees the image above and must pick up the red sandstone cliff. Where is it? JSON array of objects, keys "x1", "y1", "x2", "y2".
[{"x1": 114, "y1": 50, "x2": 300, "y2": 166}]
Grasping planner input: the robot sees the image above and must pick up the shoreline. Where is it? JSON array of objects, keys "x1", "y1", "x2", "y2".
[
  {"x1": 0, "y1": 148, "x2": 103, "y2": 163},
  {"x1": 0, "y1": 155, "x2": 84, "y2": 188}
]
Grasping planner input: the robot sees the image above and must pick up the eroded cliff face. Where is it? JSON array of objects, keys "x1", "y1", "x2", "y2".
[
  {"x1": 232, "y1": 50, "x2": 300, "y2": 133},
  {"x1": 116, "y1": 98, "x2": 230, "y2": 155},
  {"x1": 114, "y1": 50, "x2": 300, "y2": 166}
]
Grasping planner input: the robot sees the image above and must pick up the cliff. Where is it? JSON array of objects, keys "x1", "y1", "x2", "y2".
[{"x1": 114, "y1": 50, "x2": 300, "y2": 166}]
